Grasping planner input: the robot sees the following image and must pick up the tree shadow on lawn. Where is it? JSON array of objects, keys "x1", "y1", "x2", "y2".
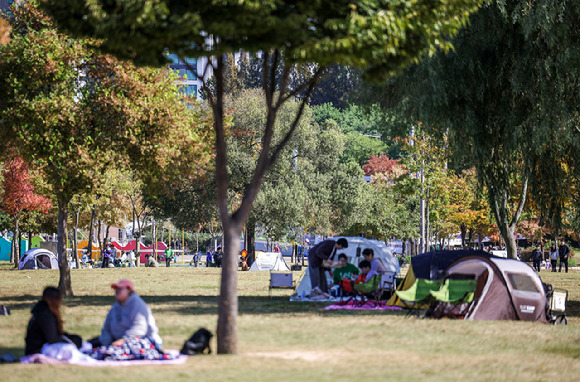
[{"x1": 1, "y1": 295, "x2": 405, "y2": 317}]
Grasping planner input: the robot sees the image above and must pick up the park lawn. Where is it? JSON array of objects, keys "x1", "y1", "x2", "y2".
[{"x1": 0, "y1": 262, "x2": 579, "y2": 382}]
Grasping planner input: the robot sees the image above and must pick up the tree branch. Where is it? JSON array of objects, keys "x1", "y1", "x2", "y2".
[{"x1": 510, "y1": 171, "x2": 529, "y2": 229}]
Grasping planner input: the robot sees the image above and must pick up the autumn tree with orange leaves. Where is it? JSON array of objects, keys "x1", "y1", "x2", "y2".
[{"x1": 1, "y1": 157, "x2": 52, "y2": 268}]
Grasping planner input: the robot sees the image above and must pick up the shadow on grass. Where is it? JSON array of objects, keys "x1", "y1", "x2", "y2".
[
  {"x1": 1, "y1": 294, "x2": 405, "y2": 317},
  {"x1": 6, "y1": 293, "x2": 576, "y2": 318}
]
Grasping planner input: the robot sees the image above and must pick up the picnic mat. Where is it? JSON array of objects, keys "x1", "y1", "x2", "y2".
[
  {"x1": 21, "y1": 350, "x2": 187, "y2": 367},
  {"x1": 324, "y1": 300, "x2": 403, "y2": 311}
]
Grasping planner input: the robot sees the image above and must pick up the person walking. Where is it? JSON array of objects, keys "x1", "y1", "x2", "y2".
[
  {"x1": 164, "y1": 246, "x2": 174, "y2": 267},
  {"x1": 549, "y1": 243, "x2": 559, "y2": 272},
  {"x1": 530, "y1": 244, "x2": 542, "y2": 272},
  {"x1": 558, "y1": 240, "x2": 570, "y2": 273},
  {"x1": 205, "y1": 248, "x2": 213, "y2": 267}
]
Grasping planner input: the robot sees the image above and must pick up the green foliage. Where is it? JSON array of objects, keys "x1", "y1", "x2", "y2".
[
  {"x1": 391, "y1": 0, "x2": 580, "y2": 256},
  {"x1": 43, "y1": 0, "x2": 485, "y2": 80}
]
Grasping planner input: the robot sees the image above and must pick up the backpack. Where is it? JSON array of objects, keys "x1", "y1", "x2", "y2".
[{"x1": 180, "y1": 328, "x2": 213, "y2": 355}]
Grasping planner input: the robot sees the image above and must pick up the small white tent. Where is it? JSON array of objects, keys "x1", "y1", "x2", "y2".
[
  {"x1": 19, "y1": 248, "x2": 58, "y2": 270},
  {"x1": 249, "y1": 252, "x2": 291, "y2": 271},
  {"x1": 295, "y1": 237, "x2": 401, "y2": 297}
]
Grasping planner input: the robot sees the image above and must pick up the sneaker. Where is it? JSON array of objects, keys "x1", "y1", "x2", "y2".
[
  {"x1": 309, "y1": 294, "x2": 327, "y2": 301},
  {"x1": 310, "y1": 287, "x2": 323, "y2": 296}
]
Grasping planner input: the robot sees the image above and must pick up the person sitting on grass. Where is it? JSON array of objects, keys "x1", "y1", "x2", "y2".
[
  {"x1": 91, "y1": 279, "x2": 162, "y2": 349},
  {"x1": 25, "y1": 286, "x2": 82, "y2": 355},
  {"x1": 144, "y1": 254, "x2": 159, "y2": 267}
]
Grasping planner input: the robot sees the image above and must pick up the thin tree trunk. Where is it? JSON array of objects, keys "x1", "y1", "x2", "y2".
[
  {"x1": 88, "y1": 204, "x2": 96, "y2": 260},
  {"x1": 97, "y1": 220, "x2": 102, "y2": 253},
  {"x1": 246, "y1": 219, "x2": 256, "y2": 267},
  {"x1": 13, "y1": 214, "x2": 19, "y2": 269},
  {"x1": 10, "y1": 233, "x2": 14, "y2": 264},
  {"x1": 57, "y1": 200, "x2": 73, "y2": 296},
  {"x1": 73, "y1": 207, "x2": 80, "y2": 269}
]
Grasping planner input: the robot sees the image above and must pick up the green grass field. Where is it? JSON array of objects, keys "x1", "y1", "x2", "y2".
[{"x1": 1, "y1": 262, "x2": 579, "y2": 381}]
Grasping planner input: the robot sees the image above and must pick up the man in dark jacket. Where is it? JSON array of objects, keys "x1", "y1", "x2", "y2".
[
  {"x1": 530, "y1": 244, "x2": 543, "y2": 272},
  {"x1": 558, "y1": 241, "x2": 571, "y2": 273},
  {"x1": 308, "y1": 238, "x2": 348, "y2": 297}
]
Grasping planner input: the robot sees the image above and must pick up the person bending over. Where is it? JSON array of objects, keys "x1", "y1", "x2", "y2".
[{"x1": 308, "y1": 238, "x2": 348, "y2": 297}]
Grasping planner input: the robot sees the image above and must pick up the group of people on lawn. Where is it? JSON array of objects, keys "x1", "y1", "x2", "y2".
[
  {"x1": 25, "y1": 279, "x2": 163, "y2": 359},
  {"x1": 530, "y1": 241, "x2": 572, "y2": 273},
  {"x1": 307, "y1": 238, "x2": 386, "y2": 299}
]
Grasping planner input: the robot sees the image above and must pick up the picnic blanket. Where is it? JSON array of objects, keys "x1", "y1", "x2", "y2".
[
  {"x1": 20, "y1": 341, "x2": 187, "y2": 367},
  {"x1": 324, "y1": 300, "x2": 403, "y2": 311}
]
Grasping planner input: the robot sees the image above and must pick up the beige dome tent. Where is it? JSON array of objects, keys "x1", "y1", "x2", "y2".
[{"x1": 432, "y1": 255, "x2": 548, "y2": 322}]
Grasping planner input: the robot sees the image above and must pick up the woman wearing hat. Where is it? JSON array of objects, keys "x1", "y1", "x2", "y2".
[{"x1": 94, "y1": 279, "x2": 162, "y2": 348}]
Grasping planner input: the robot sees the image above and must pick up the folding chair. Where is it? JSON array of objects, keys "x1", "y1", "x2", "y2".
[
  {"x1": 377, "y1": 272, "x2": 397, "y2": 301},
  {"x1": 353, "y1": 275, "x2": 382, "y2": 306},
  {"x1": 428, "y1": 278, "x2": 476, "y2": 319},
  {"x1": 395, "y1": 279, "x2": 442, "y2": 317}
]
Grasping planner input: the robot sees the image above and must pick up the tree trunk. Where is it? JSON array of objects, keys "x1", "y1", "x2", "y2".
[
  {"x1": 104, "y1": 224, "x2": 110, "y2": 248},
  {"x1": 73, "y1": 207, "x2": 80, "y2": 269},
  {"x1": 498, "y1": 223, "x2": 517, "y2": 260},
  {"x1": 97, "y1": 220, "x2": 102, "y2": 253},
  {"x1": 217, "y1": 222, "x2": 241, "y2": 354},
  {"x1": 246, "y1": 218, "x2": 256, "y2": 267},
  {"x1": 13, "y1": 214, "x2": 19, "y2": 269},
  {"x1": 426, "y1": 187, "x2": 430, "y2": 251},
  {"x1": 88, "y1": 204, "x2": 96, "y2": 260},
  {"x1": 10, "y1": 233, "x2": 14, "y2": 263},
  {"x1": 460, "y1": 224, "x2": 467, "y2": 249},
  {"x1": 57, "y1": 200, "x2": 73, "y2": 296}
]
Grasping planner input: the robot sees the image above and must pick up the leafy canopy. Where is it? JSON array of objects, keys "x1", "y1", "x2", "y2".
[{"x1": 43, "y1": 0, "x2": 484, "y2": 78}]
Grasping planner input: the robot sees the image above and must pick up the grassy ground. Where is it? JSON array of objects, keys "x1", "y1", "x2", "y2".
[{"x1": 1, "y1": 262, "x2": 579, "y2": 381}]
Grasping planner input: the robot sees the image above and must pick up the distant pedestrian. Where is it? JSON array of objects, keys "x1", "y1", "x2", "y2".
[
  {"x1": 558, "y1": 240, "x2": 570, "y2": 273},
  {"x1": 215, "y1": 247, "x2": 223, "y2": 267},
  {"x1": 549, "y1": 243, "x2": 558, "y2": 272},
  {"x1": 206, "y1": 249, "x2": 213, "y2": 267},
  {"x1": 531, "y1": 244, "x2": 542, "y2": 272},
  {"x1": 191, "y1": 251, "x2": 199, "y2": 267},
  {"x1": 164, "y1": 247, "x2": 174, "y2": 267},
  {"x1": 101, "y1": 245, "x2": 112, "y2": 268}
]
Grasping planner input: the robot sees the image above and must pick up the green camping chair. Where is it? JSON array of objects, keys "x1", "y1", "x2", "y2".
[
  {"x1": 395, "y1": 279, "x2": 442, "y2": 317},
  {"x1": 336, "y1": 275, "x2": 382, "y2": 306},
  {"x1": 429, "y1": 278, "x2": 476, "y2": 319}
]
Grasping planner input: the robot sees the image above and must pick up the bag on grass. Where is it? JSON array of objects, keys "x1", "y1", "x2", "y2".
[
  {"x1": 0, "y1": 305, "x2": 10, "y2": 316},
  {"x1": 180, "y1": 328, "x2": 213, "y2": 355}
]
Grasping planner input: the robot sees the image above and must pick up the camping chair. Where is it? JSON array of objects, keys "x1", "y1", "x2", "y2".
[
  {"x1": 377, "y1": 272, "x2": 397, "y2": 300},
  {"x1": 395, "y1": 279, "x2": 442, "y2": 317},
  {"x1": 269, "y1": 272, "x2": 295, "y2": 297},
  {"x1": 337, "y1": 275, "x2": 382, "y2": 306},
  {"x1": 353, "y1": 275, "x2": 382, "y2": 306},
  {"x1": 546, "y1": 288, "x2": 568, "y2": 325},
  {"x1": 428, "y1": 278, "x2": 476, "y2": 319}
]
